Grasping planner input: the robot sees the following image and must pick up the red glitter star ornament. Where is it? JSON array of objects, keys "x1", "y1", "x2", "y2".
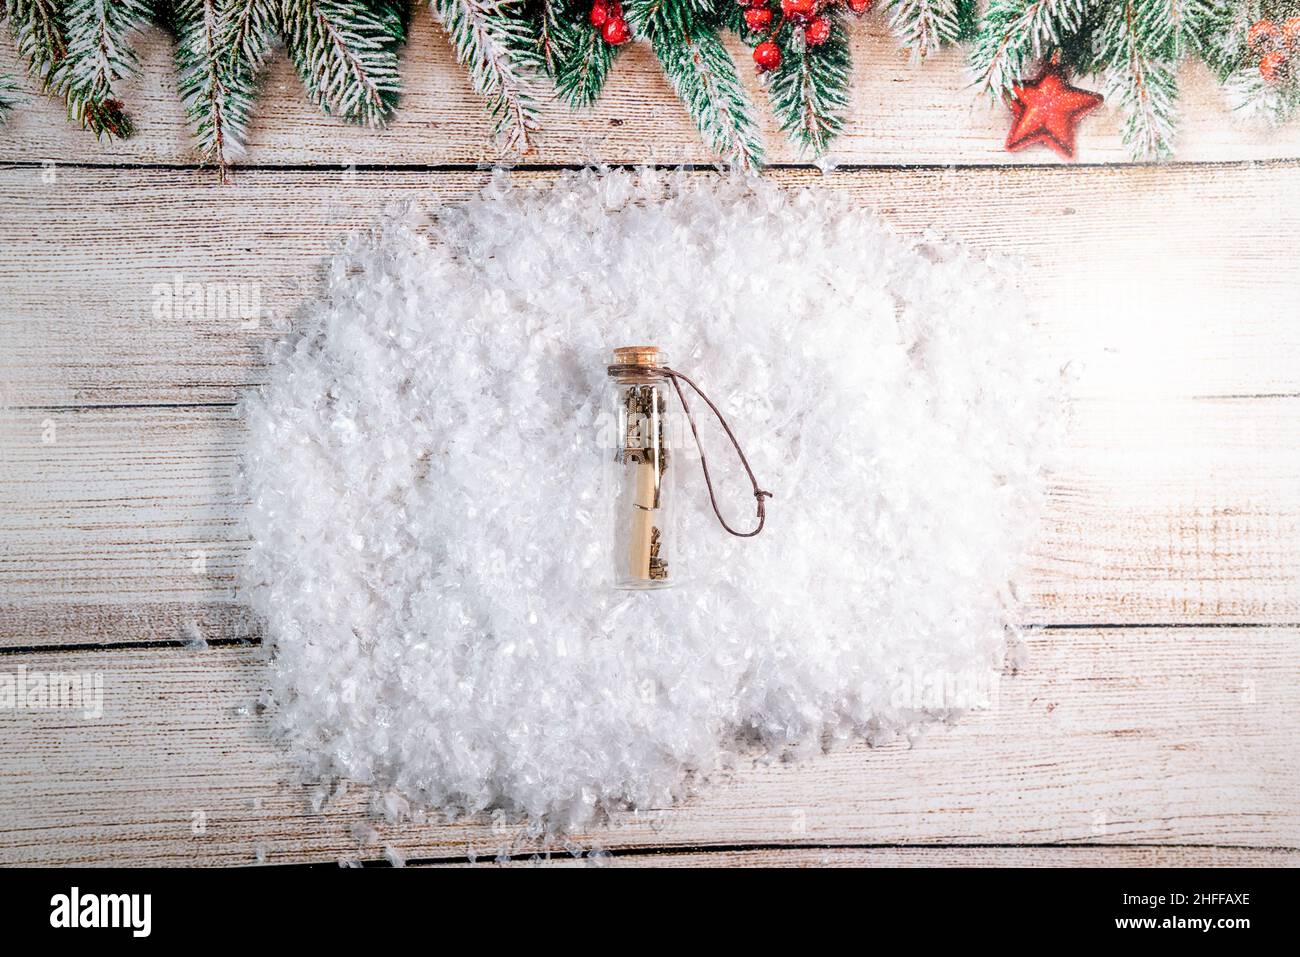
[{"x1": 1004, "y1": 64, "x2": 1104, "y2": 160}]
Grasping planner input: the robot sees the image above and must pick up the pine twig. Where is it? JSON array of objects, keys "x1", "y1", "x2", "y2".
[
  {"x1": 533, "y1": 0, "x2": 562, "y2": 75},
  {"x1": 767, "y1": 12, "x2": 851, "y2": 157},
  {"x1": 225, "y1": 0, "x2": 278, "y2": 68},
  {"x1": 173, "y1": 0, "x2": 268, "y2": 174},
  {"x1": 1095, "y1": 0, "x2": 1178, "y2": 160},
  {"x1": 550, "y1": 5, "x2": 617, "y2": 108},
  {"x1": 56, "y1": 0, "x2": 152, "y2": 138},
  {"x1": 281, "y1": 0, "x2": 404, "y2": 127},
  {"x1": 0, "y1": 72, "x2": 21, "y2": 122},
  {"x1": 430, "y1": 0, "x2": 541, "y2": 153},
  {"x1": 4, "y1": 0, "x2": 68, "y2": 93},
  {"x1": 628, "y1": 0, "x2": 762, "y2": 168},
  {"x1": 887, "y1": 0, "x2": 967, "y2": 61},
  {"x1": 970, "y1": 0, "x2": 1091, "y2": 99},
  {"x1": 1203, "y1": 2, "x2": 1299, "y2": 124}
]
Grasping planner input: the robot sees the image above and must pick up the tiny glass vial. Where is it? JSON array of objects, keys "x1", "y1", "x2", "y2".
[{"x1": 607, "y1": 346, "x2": 676, "y2": 589}]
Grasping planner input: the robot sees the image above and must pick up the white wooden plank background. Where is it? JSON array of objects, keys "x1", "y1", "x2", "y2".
[
  {"x1": 1, "y1": 629, "x2": 1296, "y2": 866},
  {"x1": 2, "y1": 398, "x2": 1297, "y2": 623},
  {"x1": 3, "y1": 164, "x2": 1300, "y2": 408},
  {"x1": 1, "y1": 16, "x2": 1298, "y2": 868}
]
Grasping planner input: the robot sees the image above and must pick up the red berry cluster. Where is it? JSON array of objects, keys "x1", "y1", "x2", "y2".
[
  {"x1": 1250, "y1": 17, "x2": 1300, "y2": 83},
  {"x1": 741, "y1": 0, "x2": 872, "y2": 73},
  {"x1": 590, "y1": 1, "x2": 630, "y2": 45}
]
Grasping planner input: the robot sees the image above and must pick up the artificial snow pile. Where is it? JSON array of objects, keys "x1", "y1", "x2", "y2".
[{"x1": 241, "y1": 170, "x2": 1065, "y2": 835}]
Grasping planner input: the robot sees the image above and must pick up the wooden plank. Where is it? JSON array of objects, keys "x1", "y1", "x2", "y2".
[
  {"x1": 422, "y1": 846, "x2": 1300, "y2": 867},
  {"x1": 2, "y1": 164, "x2": 1299, "y2": 408},
  {"x1": 2, "y1": 19, "x2": 1298, "y2": 168},
  {"x1": 0, "y1": 627, "x2": 1294, "y2": 865},
  {"x1": 2, "y1": 394, "x2": 1297, "y2": 626}
]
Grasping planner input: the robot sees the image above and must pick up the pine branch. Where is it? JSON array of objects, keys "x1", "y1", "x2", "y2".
[
  {"x1": 1095, "y1": 0, "x2": 1178, "y2": 160},
  {"x1": 0, "y1": 72, "x2": 21, "y2": 122},
  {"x1": 533, "y1": 0, "x2": 562, "y2": 74},
  {"x1": 549, "y1": 4, "x2": 617, "y2": 108},
  {"x1": 970, "y1": 0, "x2": 1092, "y2": 99},
  {"x1": 4, "y1": 0, "x2": 67, "y2": 93},
  {"x1": 626, "y1": 0, "x2": 761, "y2": 168},
  {"x1": 887, "y1": 0, "x2": 967, "y2": 61},
  {"x1": 1181, "y1": 0, "x2": 1246, "y2": 81},
  {"x1": 767, "y1": 12, "x2": 851, "y2": 156},
  {"x1": 57, "y1": 0, "x2": 152, "y2": 138},
  {"x1": 226, "y1": 0, "x2": 278, "y2": 68},
  {"x1": 624, "y1": 0, "x2": 697, "y2": 35},
  {"x1": 173, "y1": 0, "x2": 266, "y2": 172},
  {"x1": 430, "y1": 0, "x2": 541, "y2": 152},
  {"x1": 1223, "y1": 65, "x2": 1299, "y2": 124},
  {"x1": 281, "y1": 0, "x2": 404, "y2": 127}
]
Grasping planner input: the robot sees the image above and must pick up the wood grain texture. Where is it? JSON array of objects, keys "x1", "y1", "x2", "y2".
[
  {"x1": 2, "y1": 18, "x2": 1299, "y2": 169},
  {"x1": 423, "y1": 846, "x2": 1300, "y2": 867},
  {"x1": 1, "y1": 397, "x2": 1297, "y2": 627},
  {"x1": 2, "y1": 164, "x2": 1299, "y2": 409},
  {"x1": 0, "y1": 626, "x2": 1294, "y2": 865}
]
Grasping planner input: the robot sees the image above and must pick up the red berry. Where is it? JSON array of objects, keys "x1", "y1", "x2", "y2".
[
  {"x1": 846, "y1": 0, "x2": 872, "y2": 13},
  {"x1": 805, "y1": 15, "x2": 831, "y2": 46},
  {"x1": 781, "y1": 0, "x2": 814, "y2": 20},
  {"x1": 1284, "y1": 17, "x2": 1300, "y2": 47},
  {"x1": 1249, "y1": 19, "x2": 1280, "y2": 49},
  {"x1": 744, "y1": 6, "x2": 773, "y2": 30},
  {"x1": 602, "y1": 16, "x2": 630, "y2": 45},
  {"x1": 753, "y1": 40, "x2": 781, "y2": 71},
  {"x1": 1260, "y1": 50, "x2": 1288, "y2": 83},
  {"x1": 590, "y1": 1, "x2": 608, "y2": 27}
]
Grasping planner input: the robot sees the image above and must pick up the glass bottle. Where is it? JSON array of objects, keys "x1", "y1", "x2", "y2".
[{"x1": 606, "y1": 346, "x2": 676, "y2": 589}]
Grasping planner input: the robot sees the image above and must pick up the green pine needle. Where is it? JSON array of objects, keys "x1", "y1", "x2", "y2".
[
  {"x1": 650, "y1": 18, "x2": 762, "y2": 169},
  {"x1": 767, "y1": 13, "x2": 851, "y2": 157},
  {"x1": 970, "y1": 0, "x2": 1090, "y2": 99},
  {"x1": 281, "y1": 0, "x2": 404, "y2": 127},
  {"x1": 0, "y1": 72, "x2": 22, "y2": 122},
  {"x1": 532, "y1": 0, "x2": 563, "y2": 75},
  {"x1": 430, "y1": 0, "x2": 541, "y2": 153},
  {"x1": 224, "y1": 0, "x2": 278, "y2": 69},
  {"x1": 173, "y1": 0, "x2": 267, "y2": 172},
  {"x1": 625, "y1": 0, "x2": 761, "y2": 167},
  {"x1": 56, "y1": 0, "x2": 152, "y2": 138},
  {"x1": 4, "y1": 0, "x2": 68, "y2": 93},
  {"x1": 1095, "y1": 0, "x2": 1179, "y2": 161},
  {"x1": 1182, "y1": 0, "x2": 1246, "y2": 81},
  {"x1": 624, "y1": 0, "x2": 711, "y2": 37},
  {"x1": 549, "y1": 4, "x2": 617, "y2": 108},
  {"x1": 887, "y1": 0, "x2": 968, "y2": 60}
]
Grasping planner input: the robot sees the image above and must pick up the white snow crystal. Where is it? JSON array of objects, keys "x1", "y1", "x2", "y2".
[{"x1": 239, "y1": 170, "x2": 1066, "y2": 835}]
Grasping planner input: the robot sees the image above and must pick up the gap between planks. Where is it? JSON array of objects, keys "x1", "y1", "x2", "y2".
[
  {"x1": 5, "y1": 159, "x2": 1300, "y2": 174},
  {"x1": 406, "y1": 843, "x2": 1300, "y2": 868},
  {"x1": 1, "y1": 606, "x2": 1298, "y2": 657}
]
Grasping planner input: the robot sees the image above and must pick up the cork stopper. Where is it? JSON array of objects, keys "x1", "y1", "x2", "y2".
[{"x1": 612, "y1": 346, "x2": 663, "y2": 368}]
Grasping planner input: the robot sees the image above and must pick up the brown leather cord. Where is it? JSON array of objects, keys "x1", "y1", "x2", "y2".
[
  {"x1": 606, "y1": 363, "x2": 772, "y2": 537},
  {"x1": 661, "y1": 366, "x2": 772, "y2": 538}
]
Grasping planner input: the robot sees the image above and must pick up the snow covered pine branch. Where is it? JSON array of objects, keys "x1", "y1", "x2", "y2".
[{"x1": 2, "y1": 1, "x2": 1298, "y2": 166}]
